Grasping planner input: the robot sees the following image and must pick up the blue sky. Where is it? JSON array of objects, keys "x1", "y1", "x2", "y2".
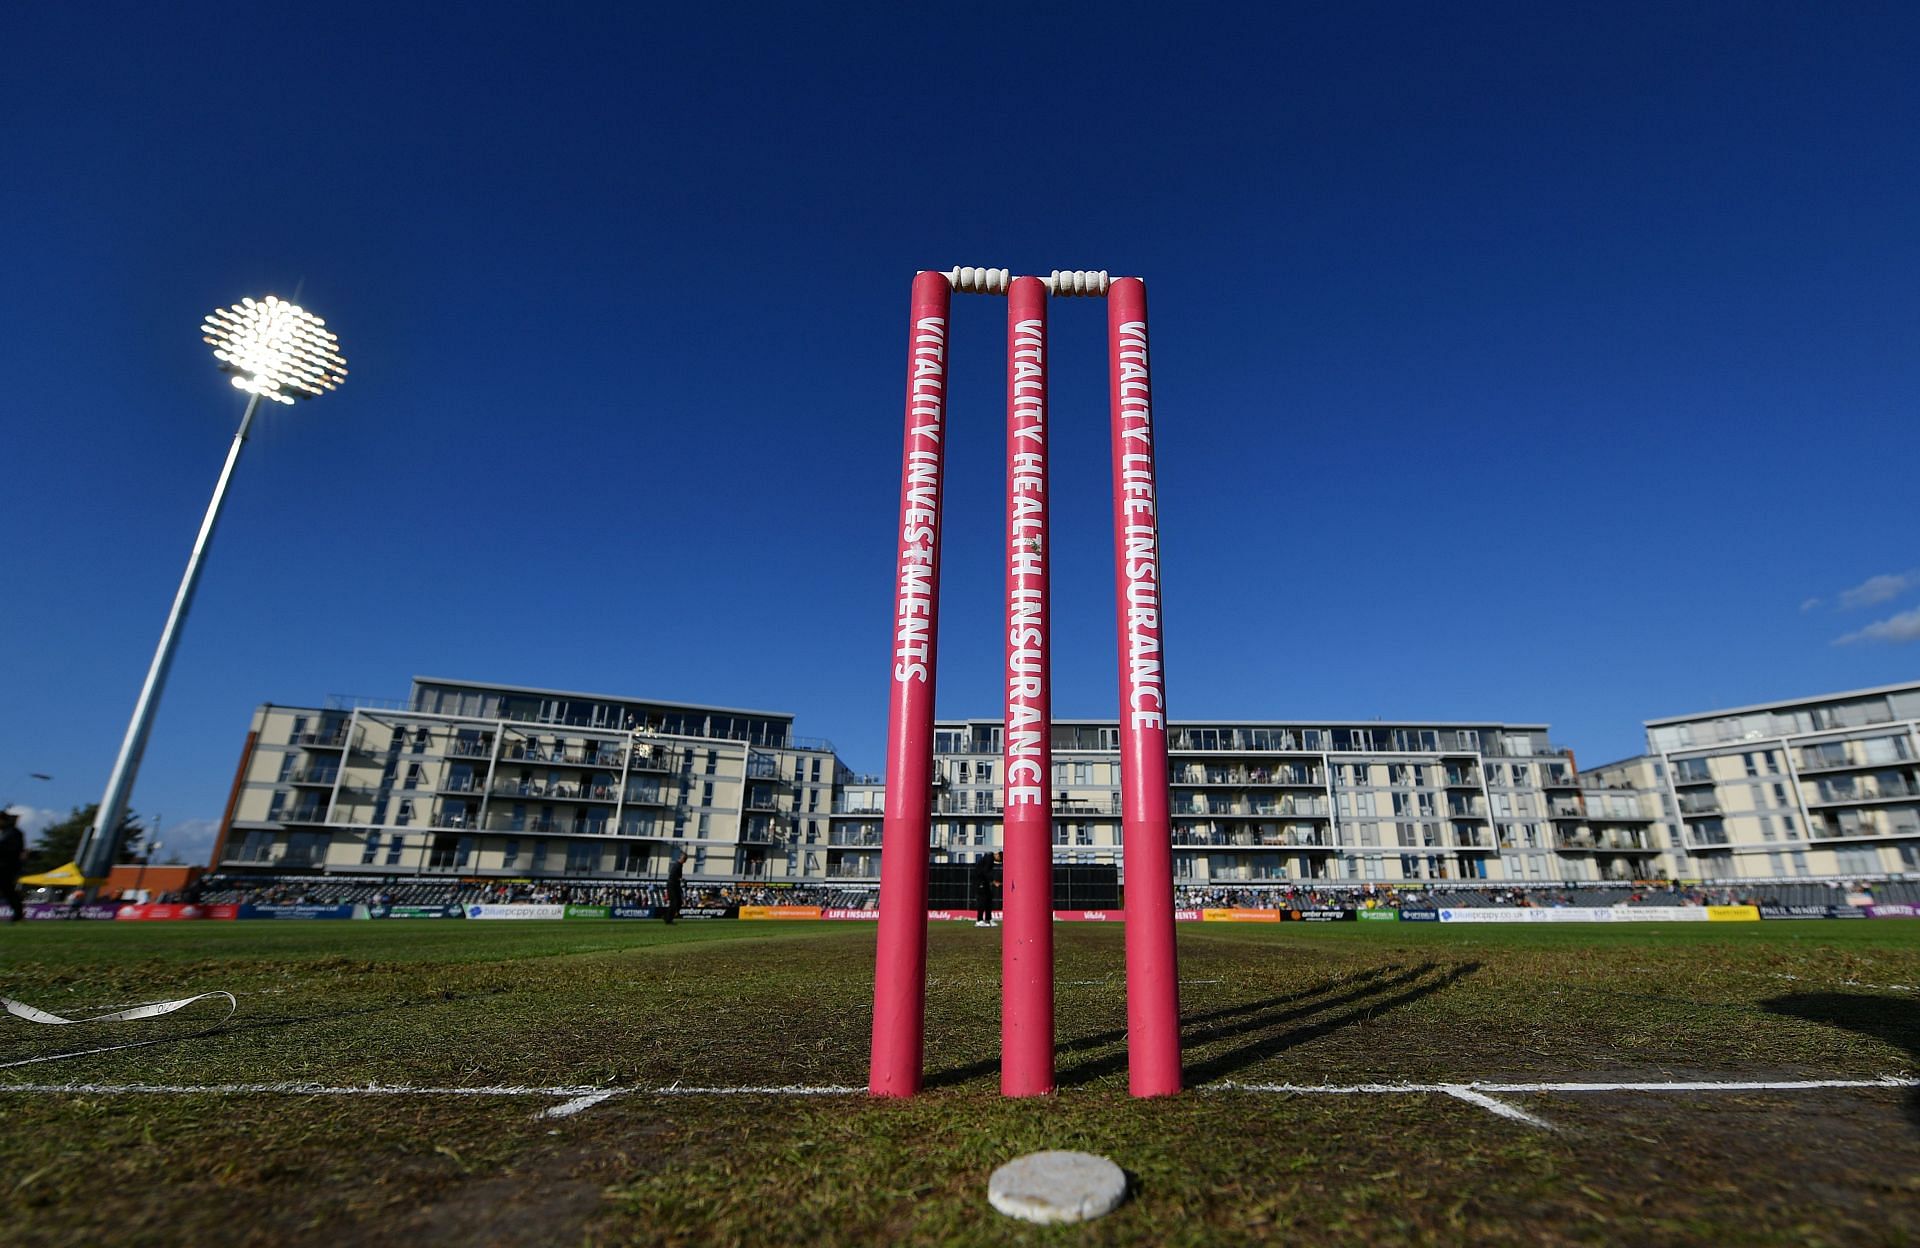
[{"x1": 3, "y1": 3, "x2": 1917, "y2": 862}]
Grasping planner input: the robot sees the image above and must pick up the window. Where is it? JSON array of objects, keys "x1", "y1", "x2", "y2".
[
  {"x1": 1744, "y1": 753, "x2": 1758, "y2": 777},
  {"x1": 1773, "y1": 783, "x2": 1790, "y2": 807},
  {"x1": 1759, "y1": 816, "x2": 1775, "y2": 841},
  {"x1": 403, "y1": 762, "x2": 422, "y2": 790},
  {"x1": 361, "y1": 832, "x2": 382, "y2": 865},
  {"x1": 1355, "y1": 793, "x2": 1375, "y2": 816},
  {"x1": 502, "y1": 838, "x2": 521, "y2": 869},
  {"x1": 396, "y1": 799, "x2": 414, "y2": 827},
  {"x1": 385, "y1": 834, "x2": 405, "y2": 867},
  {"x1": 705, "y1": 750, "x2": 718, "y2": 775}
]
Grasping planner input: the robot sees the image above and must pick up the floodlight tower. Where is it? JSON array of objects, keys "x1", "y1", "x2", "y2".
[{"x1": 77, "y1": 296, "x2": 348, "y2": 883}]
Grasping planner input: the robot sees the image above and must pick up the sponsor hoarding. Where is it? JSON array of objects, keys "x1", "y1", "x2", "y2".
[
  {"x1": 465, "y1": 904, "x2": 566, "y2": 920},
  {"x1": 739, "y1": 906, "x2": 825, "y2": 921},
  {"x1": 238, "y1": 903, "x2": 366, "y2": 920},
  {"x1": 1865, "y1": 903, "x2": 1918, "y2": 919},
  {"x1": 114, "y1": 903, "x2": 238, "y2": 921},
  {"x1": 1202, "y1": 908, "x2": 1280, "y2": 923},
  {"x1": 371, "y1": 904, "x2": 465, "y2": 919},
  {"x1": 1705, "y1": 905, "x2": 1761, "y2": 922},
  {"x1": 24, "y1": 902, "x2": 124, "y2": 921},
  {"x1": 1355, "y1": 909, "x2": 1399, "y2": 922},
  {"x1": 563, "y1": 905, "x2": 611, "y2": 919},
  {"x1": 610, "y1": 906, "x2": 659, "y2": 919}
]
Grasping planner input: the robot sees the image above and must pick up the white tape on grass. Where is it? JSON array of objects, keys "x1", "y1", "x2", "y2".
[{"x1": 0, "y1": 992, "x2": 237, "y2": 1070}]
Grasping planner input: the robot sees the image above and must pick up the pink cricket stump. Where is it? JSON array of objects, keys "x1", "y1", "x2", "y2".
[
  {"x1": 1000, "y1": 275, "x2": 1055, "y2": 1096},
  {"x1": 1108, "y1": 277, "x2": 1182, "y2": 1097},
  {"x1": 868, "y1": 269, "x2": 953, "y2": 1098}
]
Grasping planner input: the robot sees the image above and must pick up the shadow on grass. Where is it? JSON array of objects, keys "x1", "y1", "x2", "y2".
[
  {"x1": 922, "y1": 965, "x2": 1406, "y2": 1090},
  {"x1": 1762, "y1": 991, "x2": 1920, "y2": 1132}
]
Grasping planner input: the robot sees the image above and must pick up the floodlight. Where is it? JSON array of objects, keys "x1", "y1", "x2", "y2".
[
  {"x1": 78, "y1": 296, "x2": 349, "y2": 885},
  {"x1": 202, "y1": 295, "x2": 348, "y2": 405}
]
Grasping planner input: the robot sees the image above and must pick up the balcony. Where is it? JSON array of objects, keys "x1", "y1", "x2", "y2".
[
  {"x1": 490, "y1": 780, "x2": 619, "y2": 802},
  {"x1": 1549, "y1": 799, "x2": 1585, "y2": 818},
  {"x1": 1677, "y1": 797, "x2": 1721, "y2": 816},
  {"x1": 437, "y1": 777, "x2": 485, "y2": 794},
  {"x1": 1442, "y1": 771, "x2": 1481, "y2": 787},
  {"x1": 293, "y1": 729, "x2": 352, "y2": 749},
  {"x1": 1453, "y1": 829, "x2": 1493, "y2": 850},
  {"x1": 502, "y1": 745, "x2": 627, "y2": 769},
  {"x1": 446, "y1": 739, "x2": 496, "y2": 759},
  {"x1": 1807, "y1": 779, "x2": 1920, "y2": 806},
  {"x1": 279, "y1": 805, "x2": 330, "y2": 824},
  {"x1": 288, "y1": 769, "x2": 339, "y2": 787},
  {"x1": 624, "y1": 786, "x2": 672, "y2": 806},
  {"x1": 1555, "y1": 833, "x2": 1596, "y2": 851}
]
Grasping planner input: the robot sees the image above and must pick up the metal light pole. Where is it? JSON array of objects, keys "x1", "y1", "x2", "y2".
[{"x1": 78, "y1": 296, "x2": 348, "y2": 884}]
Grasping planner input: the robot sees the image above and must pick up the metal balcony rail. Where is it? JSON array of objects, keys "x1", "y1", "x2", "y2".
[{"x1": 490, "y1": 781, "x2": 620, "y2": 801}]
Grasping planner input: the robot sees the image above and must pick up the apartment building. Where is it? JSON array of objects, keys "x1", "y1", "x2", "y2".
[
  {"x1": 1633, "y1": 681, "x2": 1920, "y2": 882},
  {"x1": 829, "y1": 717, "x2": 1608, "y2": 885},
  {"x1": 214, "y1": 677, "x2": 845, "y2": 882},
  {"x1": 215, "y1": 676, "x2": 1920, "y2": 887}
]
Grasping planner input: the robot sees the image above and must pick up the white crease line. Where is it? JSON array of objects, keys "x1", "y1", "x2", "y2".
[
  {"x1": 1439, "y1": 1084, "x2": 1556, "y2": 1129},
  {"x1": 1471, "y1": 1077, "x2": 1919, "y2": 1093}
]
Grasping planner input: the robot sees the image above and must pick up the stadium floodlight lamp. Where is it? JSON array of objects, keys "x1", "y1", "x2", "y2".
[
  {"x1": 77, "y1": 296, "x2": 349, "y2": 887},
  {"x1": 202, "y1": 295, "x2": 348, "y2": 405}
]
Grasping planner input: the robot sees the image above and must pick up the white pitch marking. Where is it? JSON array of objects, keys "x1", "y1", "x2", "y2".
[
  {"x1": 1471, "y1": 1077, "x2": 1920, "y2": 1093},
  {"x1": 541, "y1": 1091, "x2": 619, "y2": 1119},
  {"x1": 1439, "y1": 1084, "x2": 1555, "y2": 1129}
]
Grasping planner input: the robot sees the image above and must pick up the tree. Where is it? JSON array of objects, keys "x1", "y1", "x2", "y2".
[{"x1": 24, "y1": 804, "x2": 144, "y2": 874}]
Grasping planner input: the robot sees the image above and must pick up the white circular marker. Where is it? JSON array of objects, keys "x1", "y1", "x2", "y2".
[{"x1": 987, "y1": 1150, "x2": 1128, "y2": 1224}]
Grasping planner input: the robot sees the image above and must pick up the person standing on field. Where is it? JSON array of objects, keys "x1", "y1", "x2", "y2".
[
  {"x1": 0, "y1": 812, "x2": 25, "y2": 923},
  {"x1": 664, "y1": 849, "x2": 686, "y2": 924},
  {"x1": 973, "y1": 849, "x2": 1000, "y2": 927}
]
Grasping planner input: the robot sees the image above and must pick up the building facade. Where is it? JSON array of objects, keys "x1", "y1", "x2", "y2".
[
  {"x1": 214, "y1": 678, "x2": 846, "y2": 882},
  {"x1": 831, "y1": 717, "x2": 1624, "y2": 885},
  {"x1": 1629, "y1": 681, "x2": 1920, "y2": 882},
  {"x1": 215, "y1": 676, "x2": 1920, "y2": 887}
]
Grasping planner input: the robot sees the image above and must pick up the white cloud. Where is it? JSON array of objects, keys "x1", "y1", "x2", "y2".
[
  {"x1": 152, "y1": 817, "x2": 222, "y2": 866},
  {"x1": 1838, "y1": 571, "x2": 1920, "y2": 611},
  {"x1": 1799, "y1": 597, "x2": 1822, "y2": 613},
  {"x1": 1835, "y1": 606, "x2": 1920, "y2": 646},
  {"x1": 3, "y1": 805, "x2": 61, "y2": 837}
]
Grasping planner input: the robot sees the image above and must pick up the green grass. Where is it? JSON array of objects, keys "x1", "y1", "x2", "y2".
[{"x1": 4, "y1": 920, "x2": 1919, "y2": 1245}]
